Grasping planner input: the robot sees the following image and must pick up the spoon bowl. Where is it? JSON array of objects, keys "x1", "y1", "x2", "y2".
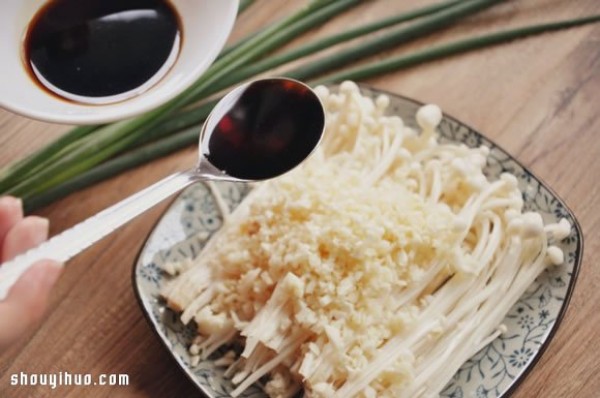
[
  {"x1": 0, "y1": 78, "x2": 325, "y2": 299},
  {"x1": 200, "y1": 78, "x2": 325, "y2": 181}
]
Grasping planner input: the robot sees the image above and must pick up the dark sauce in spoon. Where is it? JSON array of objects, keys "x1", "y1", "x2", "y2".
[
  {"x1": 203, "y1": 79, "x2": 325, "y2": 180},
  {"x1": 24, "y1": 0, "x2": 181, "y2": 101}
]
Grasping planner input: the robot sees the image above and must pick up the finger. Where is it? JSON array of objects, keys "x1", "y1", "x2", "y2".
[
  {"x1": 0, "y1": 260, "x2": 62, "y2": 351},
  {"x1": 0, "y1": 197, "x2": 24, "y2": 259},
  {"x1": 2, "y1": 216, "x2": 49, "y2": 262}
]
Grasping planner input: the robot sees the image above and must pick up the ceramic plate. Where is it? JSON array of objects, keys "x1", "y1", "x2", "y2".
[{"x1": 133, "y1": 85, "x2": 583, "y2": 398}]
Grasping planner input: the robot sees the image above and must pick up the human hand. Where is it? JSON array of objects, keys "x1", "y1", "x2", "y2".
[{"x1": 0, "y1": 196, "x2": 62, "y2": 351}]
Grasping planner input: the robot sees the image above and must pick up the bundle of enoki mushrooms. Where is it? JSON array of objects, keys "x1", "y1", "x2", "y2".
[{"x1": 160, "y1": 82, "x2": 571, "y2": 398}]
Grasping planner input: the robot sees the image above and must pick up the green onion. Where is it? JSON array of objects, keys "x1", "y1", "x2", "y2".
[
  {"x1": 286, "y1": 0, "x2": 505, "y2": 81},
  {"x1": 24, "y1": 14, "x2": 600, "y2": 213},
  {"x1": 219, "y1": 31, "x2": 261, "y2": 59},
  {"x1": 174, "y1": 0, "x2": 363, "y2": 108},
  {"x1": 206, "y1": 0, "x2": 464, "y2": 95},
  {"x1": 24, "y1": 127, "x2": 199, "y2": 213},
  {"x1": 141, "y1": 100, "x2": 217, "y2": 144},
  {"x1": 312, "y1": 14, "x2": 600, "y2": 84},
  {"x1": 0, "y1": 125, "x2": 98, "y2": 193}
]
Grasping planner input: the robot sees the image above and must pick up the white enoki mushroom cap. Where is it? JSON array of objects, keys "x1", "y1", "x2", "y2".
[
  {"x1": 314, "y1": 85, "x2": 330, "y2": 100},
  {"x1": 467, "y1": 174, "x2": 488, "y2": 191},
  {"x1": 469, "y1": 153, "x2": 487, "y2": 168},
  {"x1": 500, "y1": 172, "x2": 519, "y2": 189},
  {"x1": 520, "y1": 212, "x2": 544, "y2": 239},
  {"x1": 479, "y1": 145, "x2": 490, "y2": 156},
  {"x1": 450, "y1": 158, "x2": 469, "y2": 176},
  {"x1": 375, "y1": 94, "x2": 390, "y2": 110},
  {"x1": 340, "y1": 80, "x2": 360, "y2": 94},
  {"x1": 311, "y1": 382, "x2": 336, "y2": 398},
  {"x1": 416, "y1": 104, "x2": 443, "y2": 131},
  {"x1": 546, "y1": 246, "x2": 565, "y2": 265},
  {"x1": 544, "y1": 218, "x2": 571, "y2": 241}
]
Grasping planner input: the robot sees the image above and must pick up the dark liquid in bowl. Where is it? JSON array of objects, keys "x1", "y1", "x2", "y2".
[
  {"x1": 204, "y1": 79, "x2": 325, "y2": 181},
  {"x1": 24, "y1": 0, "x2": 181, "y2": 100}
]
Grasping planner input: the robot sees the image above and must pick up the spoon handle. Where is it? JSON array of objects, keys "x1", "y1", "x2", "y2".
[{"x1": 0, "y1": 170, "x2": 198, "y2": 300}]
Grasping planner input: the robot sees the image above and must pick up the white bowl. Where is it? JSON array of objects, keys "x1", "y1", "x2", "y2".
[{"x1": 0, "y1": 0, "x2": 239, "y2": 124}]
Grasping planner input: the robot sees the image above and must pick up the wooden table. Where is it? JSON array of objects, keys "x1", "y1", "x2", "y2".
[{"x1": 1, "y1": 1, "x2": 599, "y2": 397}]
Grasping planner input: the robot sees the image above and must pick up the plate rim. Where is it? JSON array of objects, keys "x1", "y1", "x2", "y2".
[{"x1": 131, "y1": 84, "x2": 584, "y2": 398}]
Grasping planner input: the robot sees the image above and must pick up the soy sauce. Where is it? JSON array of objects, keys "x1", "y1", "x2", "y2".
[
  {"x1": 24, "y1": 0, "x2": 181, "y2": 102},
  {"x1": 203, "y1": 79, "x2": 325, "y2": 180}
]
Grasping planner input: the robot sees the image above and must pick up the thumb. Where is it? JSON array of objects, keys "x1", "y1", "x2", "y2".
[{"x1": 0, "y1": 260, "x2": 62, "y2": 350}]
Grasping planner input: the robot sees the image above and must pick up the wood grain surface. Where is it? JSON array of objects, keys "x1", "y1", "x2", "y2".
[{"x1": 1, "y1": 1, "x2": 599, "y2": 397}]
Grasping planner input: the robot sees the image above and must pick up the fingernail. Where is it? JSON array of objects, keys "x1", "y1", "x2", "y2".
[
  {"x1": 27, "y1": 217, "x2": 50, "y2": 243},
  {"x1": 0, "y1": 196, "x2": 22, "y2": 211}
]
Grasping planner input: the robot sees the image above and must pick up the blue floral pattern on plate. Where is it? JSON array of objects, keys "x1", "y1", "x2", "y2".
[{"x1": 133, "y1": 86, "x2": 582, "y2": 398}]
